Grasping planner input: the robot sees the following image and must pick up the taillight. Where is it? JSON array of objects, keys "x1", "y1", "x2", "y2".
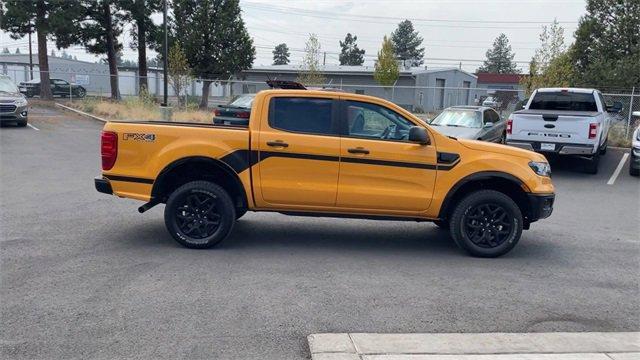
[
  {"x1": 236, "y1": 111, "x2": 250, "y2": 118},
  {"x1": 214, "y1": 109, "x2": 221, "y2": 116},
  {"x1": 506, "y1": 118, "x2": 513, "y2": 135},
  {"x1": 589, "y1": 123, "x2": 598, "y2": 139},
  {"x1": 101, "y1": 131, "x2": 118, "y2": 170}
]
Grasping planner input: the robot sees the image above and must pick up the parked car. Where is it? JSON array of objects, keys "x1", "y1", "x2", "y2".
[
  {"x1": 213, "y1": 94, "x2": 255, "y2": 126},
  {"x1": 19, "y1": 78, "x2": 86, "y2": 98},
  {"x1": 0, "y1": 76, "x2": 29, "y2": 127},
  {"x1": 94, "y1": 81, "x2": 555, "y2": 258},
  {"x1": 630, "y1": 112, "x2": 640, "y2": 177},
  {"x1": 429, "y1": 106, "x2": 506, "y2": 143},
  {"x1": 482, "y1": 96, "x2": 501, "y2": 108},
  {"x1": 506, "y1": 88, "x2": 621, "y2": 174}
]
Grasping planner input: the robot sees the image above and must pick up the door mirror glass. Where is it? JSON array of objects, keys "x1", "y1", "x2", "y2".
[
  {"x1": 607, "y1": 101, "x2": 623, "y2": 113},
  {"x1": 408, "y1": 126, "x2": 429, "y2": 145}
]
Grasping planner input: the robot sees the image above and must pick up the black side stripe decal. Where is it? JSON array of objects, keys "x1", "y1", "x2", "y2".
[
  {"x1": 218, "y1": 149, "x2": 459, "y2": 174},
  {"x1": 104, "y1": 175, "x2": 155, "y2": 184}
]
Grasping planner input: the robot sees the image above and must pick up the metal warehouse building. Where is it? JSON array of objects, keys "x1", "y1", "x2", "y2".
[{"x1": 234, "y1": 65, "x2": 478, "y2": 112}]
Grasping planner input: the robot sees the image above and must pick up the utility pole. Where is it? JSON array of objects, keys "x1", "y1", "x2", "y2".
[
  {"x1": 162, "y1": 0, "x2": 168, "y2": 107},
  {"x1": 323, "y1": 52, "x2": 326, "y2": 66},
  {"x1": 28, "y1": 24, "x2": 33, "y2": 80}
]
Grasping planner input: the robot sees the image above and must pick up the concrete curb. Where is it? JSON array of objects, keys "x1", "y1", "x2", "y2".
[
  {"x1": 308, "y1": 332, "x2": 640, "y2": 360},
  {"x1": 55, "y1": 103, "x2": 107, "y2": 122}
]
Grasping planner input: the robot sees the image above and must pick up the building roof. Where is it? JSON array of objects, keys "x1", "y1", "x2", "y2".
[
  {"x1": 245, "y1": 64, "x2": 476, "y2": 78},
  {"x1": 476, "y1": 73, "x2": 523, "y2": 84}
]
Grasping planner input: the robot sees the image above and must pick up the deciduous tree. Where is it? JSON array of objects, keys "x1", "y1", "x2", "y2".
[
  {"x1": 168, "y1": 43, "x2": 192, "y2": 106},
  {"x1": 296, "y1": 34, "x2": 325, "y2": 86},
  {"x1": 339, "y1": 33, "x2": 365, "y2": 66},
  {"x1": 374, "y1": 35, "x2": 399, "y2": 87}
]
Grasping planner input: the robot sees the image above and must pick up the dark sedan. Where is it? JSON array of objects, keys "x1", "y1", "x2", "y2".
[
  {"x1": 213, "y1": 94, "x2": 255, "y2": 126},
  {"x1": 19, "y1": 78, "x2": 86, "y2": 98},
  {"x1": 429, "y1": 106, "x2": 507, "y2": 143}
]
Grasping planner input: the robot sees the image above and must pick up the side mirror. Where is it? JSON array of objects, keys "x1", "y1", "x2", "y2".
[
  {"x1": 408, "y1": 126, "x2": 429, "y2": 145},
  {"x1": 607, "y1": 101, "x2": 623, "y2": 113},
  {"x1": 483, "y1": 122, "x2": 494, "y2": 128}
]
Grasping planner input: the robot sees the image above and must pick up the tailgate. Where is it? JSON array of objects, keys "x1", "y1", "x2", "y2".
[{"x1": 509, "y1": 110, "x2": 600, "y2": 144}]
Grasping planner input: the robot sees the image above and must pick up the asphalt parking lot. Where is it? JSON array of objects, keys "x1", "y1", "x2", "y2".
[{"x1": 1, "y1": 106, "x2": 638, "y2": 359}]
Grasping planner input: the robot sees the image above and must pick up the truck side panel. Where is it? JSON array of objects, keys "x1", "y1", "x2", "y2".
[{"x1": 102, "y1": 122, "x2": 251, "y2": 202}]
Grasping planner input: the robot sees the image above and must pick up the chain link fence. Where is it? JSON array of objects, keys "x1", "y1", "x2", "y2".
[{"x1": 2, "y1": 66, "x2": 638, "y2": 140}]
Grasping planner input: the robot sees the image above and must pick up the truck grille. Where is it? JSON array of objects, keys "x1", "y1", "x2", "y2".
[{"x1": 0, "y1": 105, "x2": 17, "y2": 113}]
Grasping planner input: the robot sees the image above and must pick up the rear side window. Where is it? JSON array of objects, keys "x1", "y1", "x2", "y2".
[
  {"x1": 269, "y1": 97, "x2": 335, "y2": 135},
  {"x1": 529, "y1": 91, "x2": 597, "y2": 111}
]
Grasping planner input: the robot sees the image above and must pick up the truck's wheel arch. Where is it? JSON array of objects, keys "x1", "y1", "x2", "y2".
[
  {"x1": 151, "y1": 156, "x2": 248, "y2": 211},
  {"x1": 438, "y1": 171, "x2": 532, "y2": 226}
]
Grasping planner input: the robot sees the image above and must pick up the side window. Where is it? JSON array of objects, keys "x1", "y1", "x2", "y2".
[
  {"x1": 488, "y1": 110, "x2": 500, "y2": 123},
  {"x1": 269, "y1": 97, "x2": 335, "y2": 135},
  {"x1": 344, "y1": 100, "x2": 414, "y2": 141}
]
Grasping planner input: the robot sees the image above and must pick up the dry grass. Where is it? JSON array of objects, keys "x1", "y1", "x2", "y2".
[
  {"x1": 66, "y1": 98, "x2": 212, "y2": 124},
  {"x1": 608, "y1": 120, "x2": 639, "y2": 148}
]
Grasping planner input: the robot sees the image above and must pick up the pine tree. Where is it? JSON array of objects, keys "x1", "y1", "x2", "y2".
[
  {"x1": 173, "y1": 0, "x2": 255, "y2": 108},
  {"x1": 1, "y1": 48, "x2": 10, "y2": 54},
  {"x1": 374, "y1": 35, "x2": 399, "y2": 87},
  {"x1": 339, "y1": 33, "x2": 365, "y2": 66},
  {"x1": 272, "y1": 43, "x2": 290, "y2": 65},
  {"x1": 15, "y1": 48, "x2": 21, "y2": 54},
  {"x1": 296, "y1": 34, "x2": 325, "y2": 86},
  {"x1": 390, "y1": 20, "x2": 424, "y2": 67},
  {"x1": 1, "y1": 0, "x2": 77, "y2": 99},
  {"x1": 478, "y1": 33, "x2": 519, "y2": 74}
]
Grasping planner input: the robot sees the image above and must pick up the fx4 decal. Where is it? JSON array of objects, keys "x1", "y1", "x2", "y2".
[{"x1": 123, "y1": 133, "x2": 156, "y2": 142}]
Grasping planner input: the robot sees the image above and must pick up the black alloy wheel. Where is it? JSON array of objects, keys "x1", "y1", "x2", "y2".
[
  {"x1": 164, "y1": 181, "x2": 236, "y2": 248},
  {"x1": 449, "y1": 190, "x2": 523, "y2": 257},
  {"x1": 462, "y1": 203, "x2": 512, "y2": 248}
]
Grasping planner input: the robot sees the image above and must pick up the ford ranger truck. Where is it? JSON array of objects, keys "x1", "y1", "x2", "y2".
[
  {"x1": 506, "y1": 88, "x2": 621, "y2": 174},
  {"x1": 95, "y1": 88, "x2": 555, "y2": 257}
]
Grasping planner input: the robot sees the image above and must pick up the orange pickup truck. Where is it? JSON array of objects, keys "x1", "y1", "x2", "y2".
[{"x1": 95, "y1": 82, "x2": 555, "y2": 257}]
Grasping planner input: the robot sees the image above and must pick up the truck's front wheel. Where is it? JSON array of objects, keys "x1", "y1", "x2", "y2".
[
  {"x1": 449, "y1": 190, "x2": 523, "y2": 257},
  {"x1": 164, "y1": 181, "x2": 236, "y2": 249}
]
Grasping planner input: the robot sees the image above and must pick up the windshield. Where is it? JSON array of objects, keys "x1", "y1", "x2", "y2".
[
  {"x1": 0, "y1": 78, "x2": 19, "y2": 93},
  {"x1": 228, "y1": 94, "x2": 255, "y2": 108},
  {"x1": 431, "y1": 109, "x2": 481, "y2": 128}
]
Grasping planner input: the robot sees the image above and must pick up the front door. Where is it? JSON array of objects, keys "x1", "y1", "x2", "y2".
[
  {"x1": 336, "y1": 99, "x2": 437, "y2": 213},
  {"x1": 256, "y1": 95, "x2": 341, "y2": 208}
]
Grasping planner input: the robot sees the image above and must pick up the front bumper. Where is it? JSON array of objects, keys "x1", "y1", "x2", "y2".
[
  {"x1": 95, "y1": 177, "x2": 113, "y2": 195},
  {"x1": 0, "y1": 105, "x2": 28, "y2": 122},
  {"x1": 507, "y1": 141, "x2": 596, "y2": 155},
  {"x1": 527, "y1": 193, "x2": 555, "y2": 222}
]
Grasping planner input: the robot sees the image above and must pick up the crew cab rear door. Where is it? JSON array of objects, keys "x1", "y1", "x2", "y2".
[
  {"x1": 254, "y1": 94, "x2": 341, "y2": 208},
  {"x1": 510, "y1": 90, "x2": 601, "y2": 147}
]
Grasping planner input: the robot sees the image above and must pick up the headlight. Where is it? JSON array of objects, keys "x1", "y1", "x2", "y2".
[
  {"x1": 15, "y1": 98, "x2": 27, "y2": 107},
  {"x1": 529, "y1": 161, "x2": 551, "y2": 177}
]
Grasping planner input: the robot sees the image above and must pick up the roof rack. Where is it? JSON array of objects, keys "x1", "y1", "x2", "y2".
[{"x1": 266, "y1": 80, "x2": 306, "y2": 90}]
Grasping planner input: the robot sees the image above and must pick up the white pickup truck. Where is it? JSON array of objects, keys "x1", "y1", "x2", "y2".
[{"x1": 506, "y1": 88, "x2": 622, "y2": 173}]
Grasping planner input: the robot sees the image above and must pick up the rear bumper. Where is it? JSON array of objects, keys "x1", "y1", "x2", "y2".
[
  {"x1": 527, "y1": 193, "x2": 555, "y2": 222},
  {"x1": 507, "y1": 141, "x2": 596, "y2": 155},
  {"x1": 94, "y1": 177, "x2": 113, "y2": 195}
]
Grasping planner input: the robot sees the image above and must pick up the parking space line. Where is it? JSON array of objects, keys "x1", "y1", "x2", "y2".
[
  {"x1": 607, "y1": 153, "x2": 629, "y2": 185},
  {"x1": 27, "y1": 123, "x2": 40, "y2": 131}
]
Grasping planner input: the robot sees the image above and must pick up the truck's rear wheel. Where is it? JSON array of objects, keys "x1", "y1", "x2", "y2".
[
  {"x1": 449, "y1": 190, "x2": 523, "y2": 257},
  {"x1": 584, "y1": 153, "x2": 600, "y2": 174},
  {"x1": 164, "y1": 181, "x2": 236, "y2": 249}
]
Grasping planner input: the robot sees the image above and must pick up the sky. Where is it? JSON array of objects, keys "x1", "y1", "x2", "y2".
[{"x1": 0, "y1": 0, "x2": 588, "y2": 73}]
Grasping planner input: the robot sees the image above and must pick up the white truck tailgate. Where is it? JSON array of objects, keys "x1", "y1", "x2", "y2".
[{"x1": 510, "y1": 110, "x2": 600, "y2": 145}]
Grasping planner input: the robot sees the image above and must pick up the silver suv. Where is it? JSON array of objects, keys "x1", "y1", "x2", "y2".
[{"x1": 0, "y1": 76, "x2": 29, "y2": 127}]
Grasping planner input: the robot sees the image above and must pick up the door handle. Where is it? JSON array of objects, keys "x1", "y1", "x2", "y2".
[
  {"x1": 348, "y1": 147, "x2": 370, "y2": 155},
  {"x1": 266, "y1": 140, "x2": 289, "y2": 148}
]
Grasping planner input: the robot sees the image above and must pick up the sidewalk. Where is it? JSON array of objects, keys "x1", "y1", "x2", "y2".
[{"x1": 308, "y1": 332, "x2": 640, "y2": 360}]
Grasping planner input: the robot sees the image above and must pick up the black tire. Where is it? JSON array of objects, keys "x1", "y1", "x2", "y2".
[
  {"x1": 17, "y1": 120, "x2": 27, "y2": 127},
  {"x1": 164, "y1": 181, "x2": 236, "y2": 249},
  {"x1": 75, "y1": 88, "x2": 86, "y2": 98},
  {"x1": 599, "y1": 138, "x2": 608, "y2": 155},
  {"x1": 584, "y1": 153, "x2": 600, "y2": 174},
  {"x1": 433, "y1": 220, "x2": 449, "y2": 230},
  {"x1": 631, "y1": 162, "x2": 640, "y2": 177},
  {"x1": 449, "y1": 190, "x2": 523, "y2": 258}
]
